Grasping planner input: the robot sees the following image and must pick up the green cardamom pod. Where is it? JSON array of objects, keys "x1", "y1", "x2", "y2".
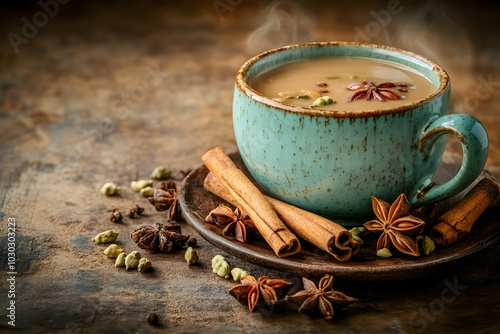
[
  {"x1": 349, "y1": 226, "x2": 367, "y2": 244},
  {"x1": 376, "y1": 248, "x2": 393, "y2": 258},
  {"x1": 130, "y1": 179, "x2": 153, "y2": 192},
  {"x1": 92, "y1": 230, "x2": 119, "y2": 244},
  {"x1": 349, "y1": 226, "x2": 367, "y2": 237},
  {"x1": 138, "y1": 258, "x2": 152, "y2": 272},
  {"x1": 184, "y1": 247, "x2": 199, "y2": 266},
  {"x1": 150, "y1": 166, "x2": 172, "y2": 180},
  {"x1": 100, "y1": 182, "x2": 120, "y2": 196},
  {"x1": 419, "y1": 236, "x2": 436, "y2": 255},
  {"x1": 211, "y1": 255, "x2": 231, "y2": 279},
  {"x1": 125, "y1": 251, "x2": 141, "y2": 270},
  {"x1": 230, "y1": 268, "x2": 249, "y2": 282},
  {"x1": 115, "y1": 252, "x2": 126, "y2": 267},
  {"x1": 352, "y1": 235, "x2": 364, "y2": 244},
  {"x1": 140, "y1": 186, "x2": 154, "y2": 198},
  {"x1": 103, "y1": 244, "x2": 124, "y2": 258},
  {"x1": 310, "y1": 96, "x2": 335, "y2": 108}
]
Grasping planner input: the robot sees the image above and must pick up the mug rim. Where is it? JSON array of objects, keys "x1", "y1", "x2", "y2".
[{"x1": 235, "y1": 41, "x2": 450, "y2": 118}]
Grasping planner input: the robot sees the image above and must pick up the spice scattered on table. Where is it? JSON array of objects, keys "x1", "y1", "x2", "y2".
[
  {"x1": 140, "y1": 186, "x2": 154, "y2": 198},
  {"x1": 125, "y1": 251, "x2": 141, "y2": 270},
  {"x1": 184, "y1": 247, "x2": 198, "y2": 266},
  {"x1": 125, "y1": 204, "x2": 145, "y2": 218},
  {"x1": 229, "y1": 275, "x2": 293, "y2": 313},
  {"x1": 92, "y1": 230, "x2": 119, "y2": 244},
  {"x1": 104, "y1": 244, "x2": 124, "y2": 258},
  {"x1": 230, "y1": 268, "x2": 249, "y2": 282},
  {"x1": 130, "y1": 222, "x2": 190, "y2": 253},
  {"x1": 285, "y1": 274, "x2": 357, "y2": 320},
  {"x1": 115, "y1": 252, "x2": 126, "y2": 267},
  {"x1": 212, "y1": 255, "x2": 231, "y2": 278},
  {"x1": 100, "y1": 182, "x2": 121, "y2": 196},
  {"x1": 109, "y1": 209, "x2": 123, "y2": 223},
  {"x1": 150, "y1": 166, "x2": 172, "y2": 180},
  {"x1": 138, "y1": 258, "x2": 152, "y2": 272},
  {"x1": 130, "y1": 179, "x2": 153, "y2": 192},
  {"x1": 148, "y1": 182, "x2": 181, "y2": 221}
]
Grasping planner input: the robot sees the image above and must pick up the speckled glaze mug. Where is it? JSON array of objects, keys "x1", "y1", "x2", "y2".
[{"x1": 233, "y1": 42, "x2": 489, "y2": 224}]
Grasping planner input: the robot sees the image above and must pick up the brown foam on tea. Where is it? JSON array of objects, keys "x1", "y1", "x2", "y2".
[{"x1": 251, "y1": 57, "x2": 436, "y2": 112}]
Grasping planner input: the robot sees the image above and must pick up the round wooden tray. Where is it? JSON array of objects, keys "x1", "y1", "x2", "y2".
[{"x1": 179, "y1": 152, "x2": 500, "y2": 281}]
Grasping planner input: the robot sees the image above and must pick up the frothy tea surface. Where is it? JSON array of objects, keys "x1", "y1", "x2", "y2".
[{"x1": 251, "y1": 57, "x2": 436, "y2": 112}]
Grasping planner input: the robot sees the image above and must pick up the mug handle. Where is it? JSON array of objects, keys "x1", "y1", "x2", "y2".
[{"x1": 408, "y1": 114, "x2": 489, "y2": 207}]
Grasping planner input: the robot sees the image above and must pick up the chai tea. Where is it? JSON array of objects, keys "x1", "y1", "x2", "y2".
[{"x1": 251, "y1": 57, "x2": 436, "y2": 111}]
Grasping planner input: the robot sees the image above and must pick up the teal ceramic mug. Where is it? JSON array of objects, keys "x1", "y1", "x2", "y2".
[{"x1": 233, "y1": 42, "x2": 488, "y2": 224}]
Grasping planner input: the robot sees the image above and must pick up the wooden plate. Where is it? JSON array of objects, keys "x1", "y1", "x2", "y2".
[{"x1": 179, "y1": 152, "x2": 500, "y2": 281}]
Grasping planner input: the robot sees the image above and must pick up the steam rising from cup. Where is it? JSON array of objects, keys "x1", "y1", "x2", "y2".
[
  {"x1": 395, "y1": 2, "x2": 473, "y2": 75},
  {"x1": 247, "y1": 1, "x2": 316, "y2": 55}
]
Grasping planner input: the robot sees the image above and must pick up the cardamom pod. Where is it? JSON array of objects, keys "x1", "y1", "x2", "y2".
[
  {"x1": 140, "y1": 186, "x2": 154, "y2": 198},
  {"x1": 125, "y1": 251, "x2": 141, "y2": 270},
  {"x1": 115, "y1": 252, "x2": 126, "y2": 267},
  {"x1": 184, "y1": 247, "x2": 198, "y2": 266},
  {"x1": 230, "y1": 268, "x2": 249, "y2": 282},
  {"x1": 211, "y1": 255, "x2": 231, "y2": 279},
  {"x1": 103, "y1": 244, "x2": 124, "y2": 258},
  {"x1": 310, "y1": 96, "x2": 335, "y2": 108},
  {"x1": 349, "y1": 226, "x2": 367, "y2": 244},
  {"x1": 92, "y1": 230, "x2": 119, "y2": 244},
  {"x1": 419, "y1": 236, "x2": 436, "y2": 255},
  {"x1": 138, "y1": 258, "x2": 152, "y2": 272},
  {"x1": 131, "y1": 179, "x2": 153, "y2": 192},
  {"x1": 150, "y1": 166, "x2": 172, "y2": 180},
  {"x1": 100, "y1": 182, "x2": 121, "y2": 196},
  {"x1": 376, "y1": 248, "x2": 393, "y2": 258}
]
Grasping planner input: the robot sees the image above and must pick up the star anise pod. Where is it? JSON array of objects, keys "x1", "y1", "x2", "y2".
[
  {"x1": 229, "y1": 275, "x2": 293, "y2": 312},
  {"x1": 148, "y1": 182, "x2": 181, "y2": 221},
  {"x1": 205, "y1": 204, "x2": 235, "y2": 225},
  {"x1": 130, "y1": 222, "x2": 189, "y2": 253},
  {"x1": 285, "y1": 274, "x2": 357, "y2": 320},
  {"x1": 347, "y1": 80, "x2": 412, "y2": 102},
  {"x1": 363, "y1": 193, "x2": 425, "y2": 256},
  {"x1": 205, "y1": 205, "x2": 256, "y2": 243}
]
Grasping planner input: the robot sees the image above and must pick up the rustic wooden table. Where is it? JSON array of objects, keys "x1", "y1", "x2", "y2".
[{"x1": 1, "y1": 1, "x2": 499, "y2": 333}]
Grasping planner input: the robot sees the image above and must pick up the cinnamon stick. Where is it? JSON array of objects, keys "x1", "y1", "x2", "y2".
[
  {"x1": 430, "y1": 178, "x2": 500, "y2": 246},
  {"x1": 202, "y1": 147, "x2": 301, "y2": 258},
  {"x1": 204, "y1": 172, "x2": 359, "y2": 261}
]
